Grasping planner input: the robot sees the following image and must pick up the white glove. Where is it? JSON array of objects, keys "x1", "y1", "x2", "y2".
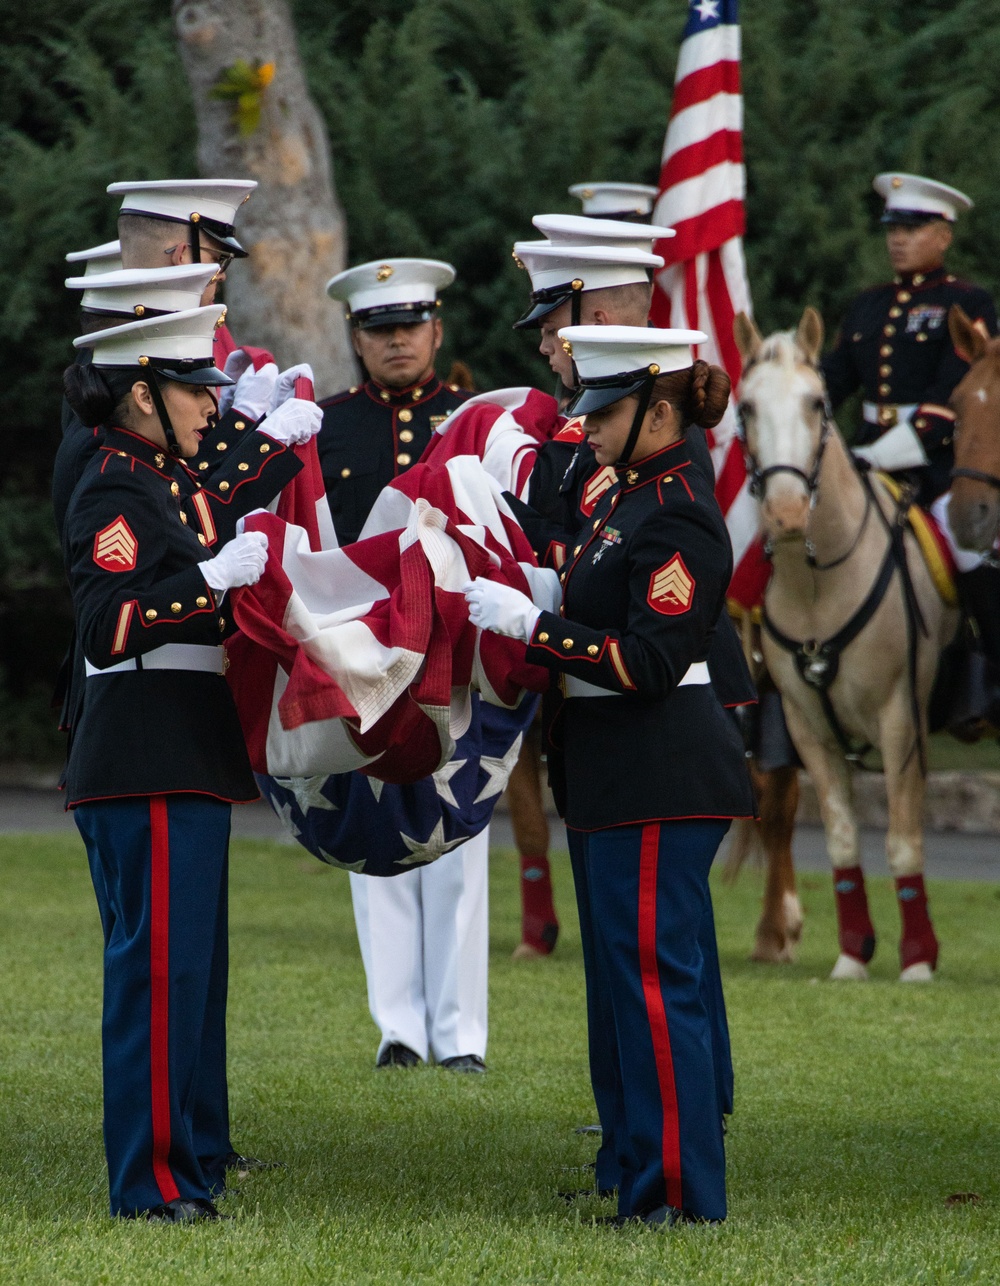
[
  {"x1": 852, "y1": 422, "x2": 928, "y2": 471},
  {"x1": 199, "y1": 530, "x2": 269, "y2": 592},
  {"x1": 463, "y1": 577, "x2": 541, "y2": 642},
  {"x1": 521, "y1": 565, "x2": 562, "y2": 614},
  {"x1": 219, "y1": 358, "x2": 279, "y2": 421},
  {"x1": 269, "y1": 363, "x2": 315, "y2": 411},
  {"x1": 260, "y1": 397, "x2": 323, "y2": 446}
]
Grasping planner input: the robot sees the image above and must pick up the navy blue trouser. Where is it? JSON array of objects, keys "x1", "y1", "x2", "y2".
[
  {"x1": 75, "y1": 794, "x2": 233, "y2": 1216},
  {"x1": 570, "y1": 820, "x2": 730, "y2": 1221}
]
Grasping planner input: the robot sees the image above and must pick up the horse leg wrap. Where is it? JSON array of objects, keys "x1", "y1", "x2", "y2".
[
  {"x1": 519, "y1": 854, "x2": 559, "y2": 953},
  {"x1": 895, "y1": 874, "x2": 938, "y2": 971},
  {"x1": 833, "y1": 865, "x2": 876, "y2": 963}
]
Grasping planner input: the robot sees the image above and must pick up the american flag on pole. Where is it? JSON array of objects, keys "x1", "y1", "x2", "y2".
[{"x1": 650, "y1": 0, "x2": 769, "y2": 610}]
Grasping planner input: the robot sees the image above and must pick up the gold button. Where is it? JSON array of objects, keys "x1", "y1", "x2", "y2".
[
  {"x1": 574, "y1": 545, "x2": 581, "y2": 556},
  {"x1": 587, "y1": 645, "x2": 599, "y2": 656},
  {"x1": 915, "y1": 417, "x2": 927, "y2": 429},
  {"x1": 154, "y1": 454, "x2": 165, "y2": 468},
  {"x1": 340, "y1": 467, "x2": 351, "y2": 479},
  {"x1": 449, "y1": 383, "x2": 460, "y2": 392},
  {"x1": 198, "y1": 534, "x2": 207, "y2": 546},
  {"x1": 145, "y1": 609, "x2": 157, "y2": 621},
  {"x1": 889, "y1": 306, "x2": 902, "y2": 318},
  {"x1": 538, "y1": 632, "x2": 549, "y2": 643},
  {"x1": 196, "y1": 596, "x2": 208, "y2": 608},
  {"x1": 897, "y1": 290, "x2": 912, "y2": 303},
  {"x1": 562, "y1": 638, "x2": 574, "y2": 650},
  {"x1": 117, "y1": 450, "x2": 127, "y2": 457},
  {"x1": 238, "y1": 462, "x2": 249, "y2": 471},
  {"x1": 593, "y1": 520, "x2": 599, "y2": 529},
  {"x1": 398, "y1": 408, "x2": 413, "y2": 423},
  {"x1": 943, "y1": 435, "x2": 952, "y2": 446},
  {"x1": 397, "y1": 453, "x2": 411, "y2": 466},
  {"x1": 170, "y1": 481, "x2": 180, "y2": 496},
  {"x1": 380, "y1": 390, "x2": 390, "y2": 401},
  {"x1": 180, "y1": 512, "x2": 188, "y2": 524},
  {"x1": 879, "y1": 364, "x2": 892, "y2": 377},
  {"x1": 219, "y1": 617, "x2": 226, "y2": 631},
  {"x1": 913, "y1": 273, "x2": 925, "y2": 286},
  {"x1": 219, "y1": 480, "x2": 230, "y2": 491},
  {"x1": 198, "y1": 461, "x2": 209, "y2": 471},
  {"x1": 170, "y1": 602, "x2": 182, "y2": 614},
  {"x1": 349, "y1": 385, "x2": 358, "y2": 395},
  {"x1": 234, "y1": 420, "x2": 246, "y2": 431},
  {"x1": 216, "y1": 441, "x2": 227, "y2": 451},
  {"x1": 916, "y1": 332, "x2": 928, "y2": 343},
  {"x1": 879, "y1": 383, "x2": 891, "y2": 396},
  {"x1": 883, "y1": 324, "x2": 896, "y2": 336},
  {"x1": 852, "y1": 332, "x2": 863, "y2": 342},
  {"x1": 413, "y1": 387, "x2": 423, "y2": 400},
  {"x1": 260, "y1": 443, "x2": 270, "y2": 453},
  {"x1": 880, "y1": 345, "x2": 892, "y2": 357},
  {"x1": 399, "y1": 429, "x2": 414, "y2": 443}
]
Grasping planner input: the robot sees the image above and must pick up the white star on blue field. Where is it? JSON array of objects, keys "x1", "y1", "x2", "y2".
[{"x1": 694, "y1": 0, "x2": 720, "y2": 22}]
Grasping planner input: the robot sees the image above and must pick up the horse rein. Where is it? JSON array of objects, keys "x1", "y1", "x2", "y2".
[{"x1": 951, "y1": 465, "x2": 1000, "y2": 490}]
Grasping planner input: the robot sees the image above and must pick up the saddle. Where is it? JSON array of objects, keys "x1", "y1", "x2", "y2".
[{"x1": 875, "y1": 473, "x2": 957, "y2": 609}]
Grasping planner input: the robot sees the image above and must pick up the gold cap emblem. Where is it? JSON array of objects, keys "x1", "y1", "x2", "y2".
[
  {"x1": 891, "y1": 176, "x2": 903, "y2": 188},
  {"x1": 376, "y1": 264, "x2": 394, "y2": 281},
  {"x1": 561, "y1": 340, "x2": 573, "y2": 356}
]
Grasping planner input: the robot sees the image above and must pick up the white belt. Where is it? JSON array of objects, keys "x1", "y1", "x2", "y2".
[
  {"x1": 85, "y1": 643, "x2": 226, "y2": 677},
  {"x1": 564, "y1": 660, "x2": 710, "y2": 699},
  {"x1": 862, "y1": 401, "x2": 917, "y2": 427}
]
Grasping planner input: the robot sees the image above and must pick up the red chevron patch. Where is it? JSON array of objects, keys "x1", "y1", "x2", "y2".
[
  {"x1": 553, "y1": 415, "x2": 586, "y2": 444},
  {"x1": 648, "y1": 553, "x2": 694, "y2": 616},
  {"x1": 93, "y1": 516, "x2": 138, "y2": 572},
  {"x1": 580, "y1": 466, "x2": 617, "y2": 517}
]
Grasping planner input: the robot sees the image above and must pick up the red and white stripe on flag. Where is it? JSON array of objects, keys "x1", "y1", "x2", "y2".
[{"x1": 650, "y1": 0, "x2": 769, "y2": 612}]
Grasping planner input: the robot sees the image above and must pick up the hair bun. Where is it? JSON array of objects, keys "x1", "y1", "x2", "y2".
[{"x1": 687, "y1": 360, "x2": 730, "y2": 429}]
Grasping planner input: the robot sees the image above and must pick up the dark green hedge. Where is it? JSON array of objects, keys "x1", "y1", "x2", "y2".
[{"x1": 2, "y1": 0, "x2": 998, "y2": 758}]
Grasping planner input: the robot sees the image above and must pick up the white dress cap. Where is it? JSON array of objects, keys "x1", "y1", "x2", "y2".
[
  {"x1": 64, "y1": 240, "x2": 123, "y2": 277},
  {"x1": 532, "y1": 213, "x2": 675, "y2": 250},
  {"x1": 74, "y1": 304, "x2": 228, "y2": 373},
  {"x1": 558, "y1": 324, "x2": 707, "y2": 380},
  {"x1": 568, "y1": 182, "x2": 660, "y2": 218},
  {"x1": 326, "y1": 257, "x2": 456, "y2": 325},
  {"x1": 873, "y1": 173, "x2": 973, "y2": 223},
  {"x1": 513, "y1": 241, "x2": 664, "y2": 295},
  {"x1": 107, "y1": 179, "x2": 257, "y2": 230},
  {"x1": 65, "y1": 265, "x2": 219, "y2": 317}
]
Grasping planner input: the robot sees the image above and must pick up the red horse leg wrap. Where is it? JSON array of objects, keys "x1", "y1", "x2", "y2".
[
  {"x1": 895, "y1": 874, "x2": 938, "y2": 971},
  {"x1": 833, "y1": 865, "x2": 876, "y2": 963},
  {"x1": 519, "y1": 854, "x2": 559, "y2": 954}
]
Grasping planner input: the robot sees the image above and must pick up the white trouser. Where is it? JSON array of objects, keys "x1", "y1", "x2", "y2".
[
  {"x1": 349, "y1": 826, "x2": 490, "y2": 1062},
  {"x1": 930, "y1": 492, "x2": 990, "y2": 573}
]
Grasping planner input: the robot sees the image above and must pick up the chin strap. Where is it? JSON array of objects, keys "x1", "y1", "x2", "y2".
[
  {"x1": 145, "y1": 373, "x2": 182, "y2": 457},
  {"x1": 570, "y1": 280, "x2": 583, "y2": 327},
  {"x1": 188, "y1": 214, "x2": 202, "y2": 266},
  {"x1": 616, "y1": 374, "x2": 657, "y2": 468}
]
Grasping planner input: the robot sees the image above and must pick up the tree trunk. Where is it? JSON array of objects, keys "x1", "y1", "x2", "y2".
[{"x1": 172, "y1": 0, "x2": 356, "y2": 397}]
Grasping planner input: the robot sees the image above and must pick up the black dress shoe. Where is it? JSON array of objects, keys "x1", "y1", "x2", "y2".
[
  {"x1": 223, "y1": 1151, "x2": 283, "y2": 1177},
  {"x1": 145, "y1": 1198, "x2": 225, "y2": 1224},
  {"x1": 376, "y1": 1042, "x2": 423, "y2": 1068},
  {"x1": 439, "y1": 1054, "x2": 486, "y2": 1073},
  {"x1": 639, "y1": 1204, "x2": 682, "y2": 1229}
]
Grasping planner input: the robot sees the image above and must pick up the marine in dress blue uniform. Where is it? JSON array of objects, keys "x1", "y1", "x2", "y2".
[
  {"x1": 466, "y1": 327, "x2": 755, "y2": 1226},
  {"x1": 506, "y1": 225, "x2": 751, "y2": 1185},
  {"x1": 822, "y1": 172, "x2": 1000, "y2": 702},
  {"x1": 61, "y1": 305, "x2": 309, "y2": 1221}
]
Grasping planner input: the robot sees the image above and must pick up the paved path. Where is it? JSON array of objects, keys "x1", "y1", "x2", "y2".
[{"x1": 2, "y1": 789, "x2": 998, "y2": 882}]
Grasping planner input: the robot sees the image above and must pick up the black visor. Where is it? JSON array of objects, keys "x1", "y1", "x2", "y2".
[
  {"x1": 138, "y1": 356, "x2": 234, "y2": 387},
  {"x1": 351, "y1": 300, "x2": 437, "y2": 330},
  {"x1": 880, "y1": 209, "x2": 948, "y2": 227},
  {"x1": 513, "y1": 282, "x2": 579, "y2": 330},
  {"x1": 565, "y1": 368, "x2": 653, "y2": 417}
]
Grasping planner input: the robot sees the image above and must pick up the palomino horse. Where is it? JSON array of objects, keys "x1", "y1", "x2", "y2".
[
  {"x1": 734, "y1": 308, "x2": 958, "y2": 981},
  {"x1": 943, "y1": 305, "x2": 1000, "y2": 556}
]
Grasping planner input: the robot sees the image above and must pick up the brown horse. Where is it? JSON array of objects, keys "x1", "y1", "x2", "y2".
[
  {"x1": 734, "y1": 307, "x2": 958, "y2": 981},
  {"x1": 943, "y1": 305, "x2": 1000, "y2": 553}
]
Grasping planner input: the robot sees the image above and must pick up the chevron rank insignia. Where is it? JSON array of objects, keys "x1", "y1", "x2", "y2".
[
  {"x1": 648, "y1": 553, "x2": 694, "y2": 615},
  {"x1": 93, "y1": 516, "x2": 138, "y2": 572},
  {"x1": 553, "y1": 414, "x2": 587, "y2": 444},
  {"x1": 580, "y1": 465, "x2": 617, "y2": 516}
]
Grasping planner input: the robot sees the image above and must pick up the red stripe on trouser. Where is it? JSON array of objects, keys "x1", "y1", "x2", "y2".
[
  {"x1": 149, "y1": 796, "x2": 180, "y2": 1203},
  {"x1": 637, "y1": 822, "x2": 683, "y2": 1210}
]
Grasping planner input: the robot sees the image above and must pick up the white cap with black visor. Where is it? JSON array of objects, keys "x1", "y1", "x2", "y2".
[
  {"x1": 511, "y1": 241, "x2": 665, "y2": 330},
  {"x1": 557, "y1": 324, "x2": 706, "y2": 466},
  {"x1": 65, "y1": 264, "x2": 220, "y2": 321},
  {"x1": 74, "y1": 304, "x2": 234, "y2": 457},
  {"x1": 325, "y1": 258, "x2": 456, "y2": 330},
  {"x1": 568, "y1": 182, "x2": 661, "y2": 220},
  {"x1": 874, "y1": 173, "x2": 973, "y2": 226},
  {"x1": 107, "y1": 178, "x2": 257, "y2": 264}
]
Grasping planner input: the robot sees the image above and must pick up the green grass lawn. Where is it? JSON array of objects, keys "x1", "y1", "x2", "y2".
[{"x1": 1, "y1": 832, "x2": 998, "y2": 1284}]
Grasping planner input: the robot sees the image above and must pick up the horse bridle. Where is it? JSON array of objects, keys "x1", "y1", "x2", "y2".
[
  {"x1": 951, "y1": 465, "x2": 1000, "y2": 490},
  {"x1": 736, "y1": 388, "x2": 835, "y2": 503}
]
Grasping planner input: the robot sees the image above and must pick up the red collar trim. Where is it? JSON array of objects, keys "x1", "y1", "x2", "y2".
[
  {"x1": 365, "y1": 373, "x2": 443, "y2": 407},
  {"x1": 102, "y1": 425, "x2": 178, "y2": 472}
]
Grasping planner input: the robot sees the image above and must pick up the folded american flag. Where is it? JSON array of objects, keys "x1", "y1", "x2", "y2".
[{"x1": 226, "y1": 382, "x2": 561, "y2": 873}]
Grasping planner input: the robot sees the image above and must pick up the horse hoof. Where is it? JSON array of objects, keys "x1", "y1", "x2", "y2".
[
  {"x1": 830, "y1": 953, "x2": 869, "y2": 981},
  {"x1": 899, "y1": 961, "x2": 934, "y2": 982}
]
